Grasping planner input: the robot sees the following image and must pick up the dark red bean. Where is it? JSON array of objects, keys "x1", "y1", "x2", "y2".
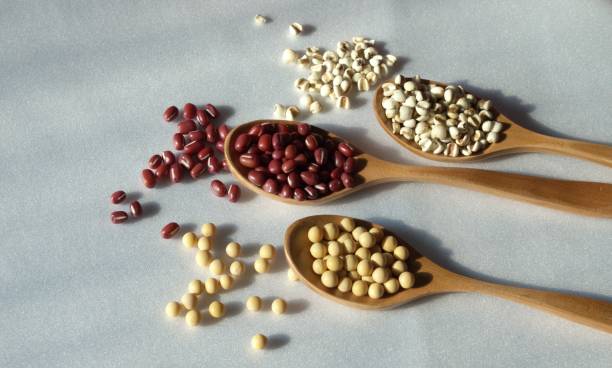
[
  {"x1": 234, "y1": 133, "x2": 252, "y2": 153},
  {"x1": 162, "y1": 151, "x2": 175, "y2": 165},
  {"x1": 297, "y1": 123, "x2": 311, "y2": 136},
  {"x1": 305, "y1": 134, "x2": 320, "y2": 151},
  {"x1": 331, "y1": 167, "x2": 343, "y2": 180},
  {"x1": 304, "y1": 186, "x2": 318, "y2": 199},
  {"x1": 178, "y1": 153, "x2": 195, "y2": 170},
  {"x1": 164, "y1": 106, "x2": 179, "y2": 122},
  {"x1": 294, "y1": 153, "x2": 308, "y2": 166},
  {"x1": 307, "y1": 163, "x2": 320, "y2": 173},
  {"x1": 276, "y1": 173, "x2": 287, "y2": 182},
  {"x1": 248, "y1": 125, "x2": 263, "y2": 136},
  {"x1": 205, "y1": 124, "x2": 218, "y2": 143},
  {"x1": 170, "y1": 163, "x2": 183, "y2": 183},
  {"x1": 188, "y1": 130, "x2": 204, "y2": 142},
  {"x1": 314, "y1": 148, "x2": 329, "y2": 165},
  {"x1": 262, "y1": 178, "x2": 279, "y2": 194},
  {"x1": 215, "y1": 140, "x2": 225, "y2": 153},
  {"x1": 247, "y1": 145, "x2": 261, "y2": 155},
  {"x1": 222, "y1": 159, "x2": 229, "y2": 171},
  {"x1": 254, "y1": 166, "x2": 268, "y2": 172},
  {"x1": 281, "y1": 159, "x2": 296, "y2": 173},
  {"x1": 315, "y1": 182, "x2": 329, "y2": 195},
  {"x1": 247, "y1": 170, "x2": 267, "y2": 186},
  {"x1": 130, "y1": 201, "x2": 142, "y2": 217},
  {"x1": 184, "y1": 140, "x2": 203, "y2": 155},
  {"x1": 287, "y1": 172, "x2": 302, "y2": 188},
  {"x1": 148, "y1": 154, "x2": 163, "y2": 169},
  {"x1": 210, "y1": 179, "x2": 227, "y2": 197},
  {"x1": 173, "y1": 133, "x2": 185, "y2": 150},
  {"x1": 141, "y1": 169, "x2": 156, "y2": 188},
  {"x1": 293, "y1": 188, "x2": 306, "y2": 201},
  {"x1": 110, "y1": 190, "x2": 126, "y2": 204},
  {"x1": 272, "y1": 149, "x2": 283, "y2": 160},
  {"x1": 300, "y1": 171, "x2": 319, "y2": 186},
  {"x1": 204, "y1": 103, "x2": 219, "y2": 119},
  {"x1": 329, "y1": 179, "x2": 344, "y2": 192},
  {"x1": 334, "y1": 151, "x2": 345, "y2": 168},
  {"x1": 161, "y1": 222, "x2": 180, "y2": 239},
  {"x1": 111, "y1": 211, "x2": 128, "y2": 224},
  {"x1": 277, "y1": 124, "x2": 290, "y2": 133},
  {"x1": 154, "y1": 163, "x2": 168, "y2": 178},
  {"x1": 228, "y1": 184, "x2": 240, "y2": 202},
  {"x1": 341, "y1": 172, "x2": 356, "y2": 188},
  {"x1": 197, "y1": 147, "x2": 213, "y2": 162},
  {"x1": 338, "y1": 142, "x2": 355, "y2": 157},
  {"x1": 284, "y1": 144, "x2": 298, "y2": 159},
  {"x1": 196, "y1": 109, "x2": 210, "y2": 127},
  {"x1": 258, "y1": 134, "x2": 273, "y2": 152},
  {"x1": 272, "y1": 133, "x2": 290, "y2": 150},
  {"x1": 239, "y1": 153, "x2": 260, "y2": 168},
  {"x1": 268, "y1": 159, "x2": 282, "y2": 175},
  {"x1": 207, "y1": 156, "x2": 222, "y2": 173},
  {"x1": 183, "y1": 103, "x2": 196, "y2": 119},
  {"x1": 280, "y1": 184, "x2": 293, "y2": 198},
  {"x1": 190, "y1": 162, "x2": 207, "y2": 178},
  {"x1": 218, "y1": 124, "x2": 230, "y2": 140},
  {"x1": 344, "y1": 157, "x2": 356, "y2": 173},
  {"x1": 178, "y1": 119, "x2": 197, "y2": 134}
]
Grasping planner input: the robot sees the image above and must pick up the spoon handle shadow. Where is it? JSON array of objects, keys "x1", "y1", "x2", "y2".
[
  {"x1": 442, "y1": 274, "x2": 612, "y2": 334},
  {"x1": 364, "y1": 155, "x2": 612, "y2": 218},
  {"x1": 506, "y1": 124, "x2": 612, "y2": 168}
]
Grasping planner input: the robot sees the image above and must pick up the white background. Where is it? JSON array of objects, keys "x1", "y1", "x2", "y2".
[{"x1": 1, "y1": 1, "x2": 611, "y2": 367}]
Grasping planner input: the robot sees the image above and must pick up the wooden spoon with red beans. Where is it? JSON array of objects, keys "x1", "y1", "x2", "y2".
[{"x1": 224, "y1": 120, "x2": 612, "y2": 217}]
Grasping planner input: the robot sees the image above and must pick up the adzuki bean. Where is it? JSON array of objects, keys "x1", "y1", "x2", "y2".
[
  {"x1": 161, "y1": 222, "x2": 180, "y2": 239},
  {"x1": 173, "y1": 133, "x2": 185, "y2": 150},
  {"x1": 162, "y1": 150, "x2": 175, "y2": 165},
  {"x1": 130, "y1": 201, "x2": 142, "y2": 217},
  {"x1": 228, "y1": 184, "x2": 240, "y2": 202},
  {"x1": 142, "y1": 169, "x2": 156, "y2": 188},
  {"x1": 190, "y1": 163, "x2": 206, "y2": 178},
  {"x1": 110, "y1": 190, "x2": 126, "y2": 204},
  {"x1": 196, "y1": 109, "x2": 209, "y2": 126},
  {"x1": 183, "y1": 103, "x2": 196, "y2": 119},
  {"x1": 170, "y1": 163, "x2": 182, "y2": 183},
  {"x1": 163, "y1": 106, "x2": 178, "y2": 122},
  {"x1": 148, "y1": 154, "x2": 163, "y2": 169},
  {"x1": 178, "y1": 119, "x2": 197, "y2": 134},
  {"x1": 204, "y1": 103, "x2": 219, "y2": 119},
  {"x1": 111, "y1": 211, "x2": 128, "y2": 224},
  {"x1": 211, "y1": 180, "x2": 227, "y2": 197}
]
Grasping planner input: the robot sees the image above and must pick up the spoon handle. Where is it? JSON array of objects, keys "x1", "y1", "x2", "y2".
[
  {"x1": 510, "y1": 125, "x2": 612, "y2": 168},
  {"x1": 454, "y1": 276, "x2": 612, "y2": 334},
  {"x1": 368, "y1": 157, "x2": 612, "y2": 217}
]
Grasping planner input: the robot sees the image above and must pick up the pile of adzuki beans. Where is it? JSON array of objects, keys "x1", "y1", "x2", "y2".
[
  {"x1": 110, "y1": 103, "x2": 240, "y2": 225},
  {"x1": 233, "y1": 122, "x2": 358, "y2": 201}
]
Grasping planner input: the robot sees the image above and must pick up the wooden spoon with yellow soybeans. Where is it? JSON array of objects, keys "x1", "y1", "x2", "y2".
[
  {"x1": 284, "y1": 214, "x2": 612, "y2": 334},
  {"x1": 374, "y1": 76, "x2": 612, "y2": 167},
  {"x1": 225, "y1": 120, "x2": 612, "y2": 218}
]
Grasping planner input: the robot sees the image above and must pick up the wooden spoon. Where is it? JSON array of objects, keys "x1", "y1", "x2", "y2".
[
  {"x1": 224, "y1": 120, "x2": 612, "y2": 218},
  {"x1": 285, "y1": 214, "x2": 612, "y2": 334},
  {"x1": 374, "y1": 77, "x2": 612, "y2": 167}
]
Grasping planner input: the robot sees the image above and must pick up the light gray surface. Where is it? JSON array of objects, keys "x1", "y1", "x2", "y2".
[{"x1": 1, "y1": 1, "x2": 611, "y2": 367}]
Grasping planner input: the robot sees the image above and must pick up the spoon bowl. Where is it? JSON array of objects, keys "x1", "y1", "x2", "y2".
[
  {"x1": 284, "y1": 215, "x2": 612, "y2": 332},
  {"x1": 225, "y1": 120, "x2": 612, "y2": 217},
  {"x1": 374, "y1": 77, "x2": 612, "y2": 167}
]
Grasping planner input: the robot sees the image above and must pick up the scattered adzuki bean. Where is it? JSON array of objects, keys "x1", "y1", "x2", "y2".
[
  {"x1": 183, "y1": 103, "x2": 196, "y2": 119},
  {"x1": 178, "y1": 119, "x2": 197, "y2": 134},
  {"x1": 197, "y1": 147, "x2": 213, "y2": 161},
  {"x1": 215, "y1": 140, "x2": 224, "y2": 153},
  {"x1": 210, "y1": 179, "x2": 227, "y2": 197},
  {"x1": 141, "y1": 169, "x2": 156, "y2": 188},
  {"x1": 228, "y1": 184, "x2": 240, "y2": 202},
  {"x1": 205, "y1": 124, "x2": 218, "y2": 143},
  {"x1": 170, "y1": 163, "x2": 182, "y2": 183},
  {"x1": 233, "y1": 122, "x2": 359, "y2": 201},
  {"x1": 188, "y1": 130, "x2": 204, "y2": 142},
  {"x1": 130, "y1": 201, "x2": 142, "y2": 217},
  {"x1": 163, "y1": 106, "x2": 178, "y2": 122},
  {"x1": 190, "y1": 162, "x2": 206, "y2": 178},
  {"x1": 207, "y1": 156, "x2": 221, "y2": 173},
  {"x1": 110, "y1": 190, "x2": 126, "y2": 204},
  {"x1": 178, "y1": 153, "x2": 195, "y2": 170},
  {"x1": 111, "y1": 211, "x2": 128, "y2": 224},
  {"x1": 161, "y1": 222, "x2": 180, "y2": 239},
  {"x1": 204, "y1": 103, "x2": 219, "y2": 119},
  {"x1": 196, "y1": 109, "x2": 209, "y2": 126},
  {"x1": 173, "y1": 133, "x2": 185, "y2": 150},
  {"x1": 154, "y1": 163, "x2": 168, "y2": 178},
  {"x1": 148, "y1": 154, "x2": 163, "y2": 169},
  {"x1": 162, "y1": 150, "x2": 175, "y2": 165},
  {"x1": 218, "y1": 124, "x2": 230, "y2": 140},
  {"x1": 184, "y1": 140, "x2": 203, "y2": 155}
]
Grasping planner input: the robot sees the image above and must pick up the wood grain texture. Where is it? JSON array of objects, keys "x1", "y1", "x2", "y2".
[
  {"x1": 225, "y1": 120, "x2": 612, "y2": 217},
  {"x1": 374, "y1": 78, "x2": 612, "y2": 168},
  {"x1": 284, "y1": 215, "x2": 612, "y2": 334}
]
